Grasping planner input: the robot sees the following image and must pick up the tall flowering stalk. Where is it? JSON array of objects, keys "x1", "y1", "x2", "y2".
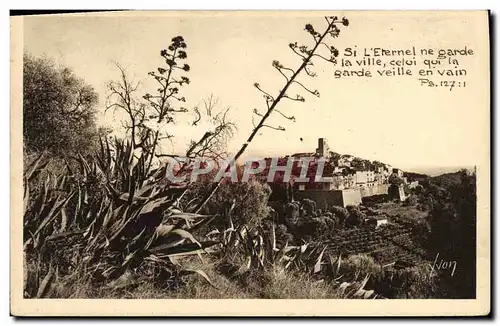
[{"x1": 193, "y1": 16, "x2": 350, "y2": 213}]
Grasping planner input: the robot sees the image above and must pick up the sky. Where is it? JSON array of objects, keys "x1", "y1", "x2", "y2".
[{"x1": 22, "y1": 11, "x2": 489, "y2": 172}]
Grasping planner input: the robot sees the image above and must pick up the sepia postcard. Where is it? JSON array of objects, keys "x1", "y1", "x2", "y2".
[{"x1": 11, "y1": 10, "x2": 490, "y2": 316}]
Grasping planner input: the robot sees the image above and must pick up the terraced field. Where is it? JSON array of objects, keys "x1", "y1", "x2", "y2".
[{"x1": 324, "y1": 223, "x2": 428, "y2": 266}]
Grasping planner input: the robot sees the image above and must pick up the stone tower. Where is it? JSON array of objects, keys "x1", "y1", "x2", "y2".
[{"x1": 316, "y1": 138, "x2": 330, "y2": 157}]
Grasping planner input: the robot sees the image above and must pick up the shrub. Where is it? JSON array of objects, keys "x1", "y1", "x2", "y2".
[
  {"x1": 329, "y1": 206, "x2": 349, "y2": 227},
  {"x1": 300, "y1": 198, "x2": 316, "y2": 216},
  {"x1": 188, "y1": 179, "x2": 272, "y2": 230},
  {"x1": 340, "y1": 254, "x2": 383, "y2": 282},
  {"x1": 283, "y1": 201, "x2": 301, "y2": 227},
  {"x1": 364, "y1": 218, "x2": 377, "y2": 230},
  {"x1": 404, "y1": 194, "x2": 418, "y2": 206},
  {"x1": 300, "y1": 216, "x2": 336, "y2": 240},
  {"x1": 345, "y1": 206, "x2": 366, "y2": 227}
]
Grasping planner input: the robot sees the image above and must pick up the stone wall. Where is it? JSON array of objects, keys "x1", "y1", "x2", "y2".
[
  {"x1": 296, "y1": 188, "x2": 362, "y2": 208},
  {"x1": 296, "y1": 184, "x2": 389, "y2": 208},
  {"x1": 359, "y1": 184, "x2": 389, "y2": 197},
  {"x1": 388, "y1": 184, "x2": 406, "y2": 201}
]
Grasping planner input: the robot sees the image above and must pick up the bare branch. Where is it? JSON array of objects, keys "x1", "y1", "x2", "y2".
[
  {"x1": 312, "y1": 53, "x2": 336, "y2": 63},
  {"x1": 191, "y1": 106, "x2": 201, "y2": 126},
  {"x1": 275, "y1": 109, "x2": 296, "y2": 121},
  {"x1": 261, "y1": 124, "x2": 286, "y2": 131},
  {"x1": 253, "y1": 83, "x2": 275, "y2": 102},
  {"x1": 253, "y1": 108, "x2": 264, "y2": 117},
  {"x1": 292, "y1": 80, "x2": 320, "y2": 97},
  {"x1": 274, "y1": 66, "x2": 290, "y2": 82},
  {"x1": 283, "y1": 94, "x2": 305, "y2": 103},
  {"x1": 304, "y1": 65, "x2": 317, "y2": 77},
  {"x1": 289, "y1": 42, "x2": 307, "y2": 60}
]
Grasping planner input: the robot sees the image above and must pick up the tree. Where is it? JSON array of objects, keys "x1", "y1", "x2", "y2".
[
  {"x1": 351, "y1": 157, "x2": 365, "y2": 170},
  {"x1": 426, "y1": 170, "x2": 476, "y2": 298},
  {"x1": 186, "y1": 94, "x2": 237, "y2": 160},
  {"x1": 106, "y1": 37, "x2": 236, "y2": 168},
  {"x1": 329, "y1": 151, "x2": 341, "y2": 160},
  {"x1": 23, "y1": 54, "x2": 100, "y2": 157},
  {"x1": 388, "y1": 173, "x2": 404, "y2": 186}
]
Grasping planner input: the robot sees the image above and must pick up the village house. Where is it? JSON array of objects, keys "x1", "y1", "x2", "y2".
[
  {"x1": 355, "y1": 170, "x2": 376, "y2": 187},
  {"x1": 393, "y1": 168, "x2": 404, "y2": 178},
  {"x1": 270, "y1": 138, "x2": 408, "y2": 207},
  {"x1": 408, "y1": 181, "x2": 420, "y2": 189}
]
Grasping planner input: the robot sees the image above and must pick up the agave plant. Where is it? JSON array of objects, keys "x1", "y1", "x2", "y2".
[{"x1": 23, "y1": 139, "x2": 221, "y2": 297}]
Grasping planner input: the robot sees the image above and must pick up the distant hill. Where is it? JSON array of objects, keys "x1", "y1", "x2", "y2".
[
  {"x1": 406, "y1": 166, "x2": 475, "y2": 177},
  {"x1": 404, "y1": 171, "x2": 429, "y2": 181},
  {"x1": 430, "y1": 171, "x2": 467, "y2": 189}
]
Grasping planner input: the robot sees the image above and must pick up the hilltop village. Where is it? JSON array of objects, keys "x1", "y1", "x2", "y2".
[{"x1": 257, "y1": 138, "x2": 420, "y2": 208}]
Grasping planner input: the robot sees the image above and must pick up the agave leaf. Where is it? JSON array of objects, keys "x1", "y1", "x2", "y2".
[
  {"x1": 45, "y1": 230, "x2": 85, "y2": 242},
  {"x1": 183, "y1": 269, "x2": 218, "y2": 289},
  {"x1": 347, "y1": 274, "x2": 371, "y2": 298},
  {"x1": 78, "y1": 153, "x2": 91, "y2": 179},
  {"x1": 106, "y1": 183, "x2": 121, "y2": 202},
  {"x1": 23, "y1": 178, "x2": 29, "y2": 214},
  {"x1": 206, "y1": 229, "x2": 220, "y2": 238},
  {"x1": 149, "y1": 240, "x2": 218, "y2": 256},
  {"x1": 338, "y1": 281, "x2": 350, "y2": 295},
  {"x1": 64, "y1": 158, "x2": 74, "y2": 175},
  {"x1": 105, "y1": 137, "x2": 112, "y2": 166},
  {"x1": 72, "y1": 186, "x2": 81, "y2": 224},
  {"x1": 162, "y1": 248, "x2": 214, "y2": 258},
  {"x1": 83, "y1": 219, "x2": 96, "y2": 239},
  {"x1": 106, "y1": 270, "x2": 137, "y2": 290},
  {"x1": 358, "y1": 274, "x2": 370, "y2": 290},
  {"x1": 155, "y1": 224, "x2": 175, "y2": 237},
  {"x1": 279, "y1": 244, "x2": 299, "y2": 255},
  {"x1": 168, "y1": 229, "x2": 201, "y2": 247},
  {"x1": 270, "y1": 223, "x2": 278, "y2": 251},
  {"x1": 25, "y1": 152, "x2": 43, "y2": 179},
  {"x1": 101, "y1": 266, "x2": 117, "y2": 279},
  {"x1": 107, "y1": 207, "x2": 134, "y2": 244},
  {"x1": 87, "y1": 201, "x2": 114, "y2": 249},
  {"x1": 169, "y1": 212, "x2": 206, "y2": 225},
  {"x1": 138, "y1": 196, "x2": 173, "y2": 216},
  {"x1": 314, "y1": 246, "x2": 327, "y2": 274},
  {"x1": 36, "y1": 268, "x2": 55, "y2": 298},
  {"x1": 168, "y1": 208, "x2": 183, "y2": 215},
  {"x1": 59, "y1": 207, "x2": 68, "y2": 233},
  {"x1": 31, "y1": 191, "x2": 75, "y2": 242},
  {"x1": 336, "y1": 254, "x2": 342, "y2": 276},
  {"x1": 100, "y1": 200, "x2": 114, "y2": 230},
  {"x1": 135, "y1": 184, "x2": 156, "y2": 198},
  {"x1": 129, "y1": 227, "x2": 147, "y2": 246},
  {"x1": 122, "y1": 250, "x2": 139, "y2": 268},
  {"x1": 189, "y1": 214, "x2": 217, "y2": 233},
  {"x1": 111, "y1": 203, "x2": 127, "y2": 220},
  {"x1": 363, "y1": 289, "x2": 375, "y2": 299},
  {"x1": 119, "y1": 192, "x2": 150, "y2": 202},
  {"x1": 25, "y1": 152, "x2": 47, "y2": 181},
  {"x1": 333, "y1": 274, "x2": 344, "y2": 282}
]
